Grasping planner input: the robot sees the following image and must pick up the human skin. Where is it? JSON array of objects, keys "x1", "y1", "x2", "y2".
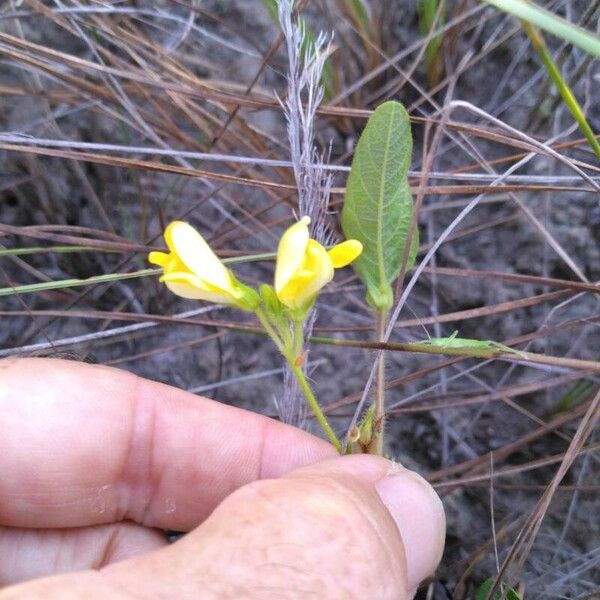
[{"x1": 0, "y1": 358, "x2": 445, "y2": 599}]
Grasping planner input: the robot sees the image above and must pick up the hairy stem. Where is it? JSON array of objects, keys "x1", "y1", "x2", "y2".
[
  {"x1": 256, "y1": 307, "x2": 340, "y2": 452},
  {"x1": 289, "y1": 361, "x2": 342, "y2": 453},
  {"x1": 371, "y1": 309, "x2": 388, "y2": 455},
  {"x1": 293, "y1": 318, "x2": 304, "y2": 359},
  {"x1": 255, "y1": 307, "x2": 285, "y2": 354}
]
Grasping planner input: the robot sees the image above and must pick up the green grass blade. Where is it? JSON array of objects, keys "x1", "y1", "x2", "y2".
[
  {"x1": 0, "y1": 252, "x2": 276, "y2": 297},
  {"x1": 341, "y1": 101, "x2": 418, "y2": 311},
  {"x1": 550, "y1": 380, "x2": 594, "y2": 416},
  {"x1": 418, "y1": 0, "x2": 446, "y2": 86},
  {"x1": 523, "y1": 22, "x2": 600, "y2": 159},
  {"x1": 0, "y1": 268, "x2": 159, "y2": 297},
  {"x1": 223, "y1": 252, "x2": 276, "y2": 265},
  {"x1": 344, "y1": 0, "x2": 370, "y2": 33},
  {"x1": 483, "y1": 0, "x2": 600, "y2": 57},
  {"x1": 0, "y1": 245, "x2": 102, "y2": 257}
]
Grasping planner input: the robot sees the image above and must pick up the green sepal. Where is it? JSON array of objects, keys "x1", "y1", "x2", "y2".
[
  {"x1": 286, "y1": 299, "x2": 315, "y2": 323},
  {"x1": 259, "y1": 284, "x2": 293, "y2": 346},
  {"x1": 232, "y1": 278, "x2": 260, "y2": 312},
  {"x1": 347, "y1": 405, "x2": 377, "y2": 454},
  {"x1": 259, "y1": 284, "x2": 284, "y2": 317},
  {"x1": 358, "y1": 404, "x2": 376, "y2": 447}
]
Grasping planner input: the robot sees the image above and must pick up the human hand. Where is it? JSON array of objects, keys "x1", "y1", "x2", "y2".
[{"x1": 0, "y1": 358, "x2": 444, "y2": 599}]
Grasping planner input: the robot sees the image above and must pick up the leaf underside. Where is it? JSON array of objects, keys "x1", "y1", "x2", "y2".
[{"x1": 341, "y1": 100, "x2": 418, "y2": 310}]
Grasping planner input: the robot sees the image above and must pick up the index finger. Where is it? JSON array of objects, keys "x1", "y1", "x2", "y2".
[{"x1": 0, "y1": 358, "x2": 336, "y2": 531}]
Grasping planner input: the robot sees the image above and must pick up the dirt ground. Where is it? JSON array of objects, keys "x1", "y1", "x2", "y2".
[{"x1": 1, "y1": 1, "x2": 599, "y2": 598}]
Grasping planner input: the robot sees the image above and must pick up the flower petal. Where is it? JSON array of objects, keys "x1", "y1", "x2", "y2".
[
  {"x1": 163, "y1": 221, "x2": 183, "y2": 253},
  {"x1": 327, "y1": 240, "x2": 363, "y2": 268},
  {"x1": 148, "y1": 251, "x2": 170, "y2": 267},
  {"x1": 303, "y1": 240, "x2": 334, "y2": 291},
  {"x1": 278, "y1": 239, "x2": 333, "y2": 309},
  {"x1": 166, "y1": 222, "x2": 233, "y2": 293},
  {"x1": 274, "y1": 216, "x2": 310, "y2": 294},
  {"x1": 277, "y1": 271, "x2": 316, "y2": 310},
  {"x1": 160, "y1": 272, "x2": 234, "y2": 303},
  {"x1": 165, "y1": 281, "x2": 226, "y2": 302}
]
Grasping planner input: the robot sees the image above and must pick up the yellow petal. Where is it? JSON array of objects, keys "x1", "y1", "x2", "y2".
[
  {"x1": 278, "y1": 239, "x2": 333, "y2": 309},
  {"x1": 162, "y1": 252, "x2": 189, "y2": 277},
  {"x1": 163, "y1": 221, "x2": 185, "y2": 253},
  {"x1": 303, "y1": 239, "x2": 334, "y2": 291},
  {"x1": 274, "y1": 216, "x2": 310, "y2": 294},
  {"x1": 148, "y1": 251, "x2": 169, "y2": 267},
  {"x1": 327, "y1": 240, "x2": 363, "y2": 268},
  {"x1": 166, "y1": 221, "x2": 234, "y2": 293},
  {"x1": 165, "y1": 280, "x2": 228, "y2": 302},
  {"x1": 277, "y1": 271, "x2": 316, "y2": 309},
  {"x1": 160, "y1": 272, "x2": 235, "y2": 303}
]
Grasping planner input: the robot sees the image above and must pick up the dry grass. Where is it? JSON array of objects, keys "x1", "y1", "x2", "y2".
[{"x1": 1, "y1": 1, "x2": 599, "y2": 598}]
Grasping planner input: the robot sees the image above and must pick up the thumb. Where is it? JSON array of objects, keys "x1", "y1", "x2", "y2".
[{"x1": 1, "y1": 456, "x2": 445, "y2": 599}]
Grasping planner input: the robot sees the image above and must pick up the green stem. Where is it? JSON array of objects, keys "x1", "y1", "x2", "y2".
[
  {"x1": 255, "y1": 307, "x2": 340, "y2": 451},
  {"x1": 0, "y1": 245, "x2": 108, "y2": 257},
  {"x1": 289, "y1": 362, "x2": 342, "y2": 453},
  {"x1": 372, "y1": 309, "x2": 388, "y2": 455},
  {"x1": 254, "y1": 307, "x2": 285, "y2": 354},
  {"x1": 293, "y1": 318, "x2": 304, "y2": 358},
  {"x1": 6, "y1": 305, "x2": 596, "y2": 373},
  {"x1": 0, "y1": 268, "x2": 160, "y2": 297},
  {"x1": 522, "y1": 21, "x2": 600, "y2": 159}
]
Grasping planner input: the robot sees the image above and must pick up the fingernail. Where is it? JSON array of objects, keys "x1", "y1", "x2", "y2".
[{"x1": 375, "y1": 469, "x2": 445, "y2": 591}]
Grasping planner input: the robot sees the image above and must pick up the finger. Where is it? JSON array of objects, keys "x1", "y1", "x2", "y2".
[
  {"x1": 0, "y1": 358, "x2": 336, "y2": 531},
  {"x1": 0, "y1": 523, "x2": 166, "y2": 587},
  {"x1": 0, "y1": 456, "x2": 446, "y2": 599},
  {"x1": 288, "y1": 456, "x2": 446, "y2": 593}
]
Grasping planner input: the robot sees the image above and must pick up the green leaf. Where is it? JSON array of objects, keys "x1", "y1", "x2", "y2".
[
  {"x1": 341, "y1": 101, "x2": 418, "y2": 311},
  {"x1": 476, "y1": 578, "x2": 497, "y2": 600},
  {"x1": 483, "y1": 0, "x2": 600, "y2": 57},
  {"x1": 476, "y1": 578, "x2": 523, "y2": 600}
]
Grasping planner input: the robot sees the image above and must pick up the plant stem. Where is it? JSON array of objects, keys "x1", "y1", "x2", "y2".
[
  {"x1": 372, "y1": 309, "x2": 388, "y2": 455},
  {"x1": 255, "y1": 307, "x2": 341, "y2": 452},
  {"x1": 293, "y1": 318, "x2": 304, "y2": 358},
  {"x1": 254, "y1": 307, "x2": 285, "y2": 354},
  {"x1": 289, "y1": 361, "x2": 342, "y2": 453},
  {"x1": 4, "y1": 307, "x2": 599, "y2": 373},
  {"x1": 0, "y1": 268, "x2": 161, "y2": 298}
]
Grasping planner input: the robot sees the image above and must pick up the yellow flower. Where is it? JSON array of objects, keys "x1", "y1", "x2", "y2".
[
  {"x1": 149, "y1": 221, "x2": 257, "y2": 309},
  {"x1": 274, "y1": 216, "x2": 362, "y2": 312}
]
